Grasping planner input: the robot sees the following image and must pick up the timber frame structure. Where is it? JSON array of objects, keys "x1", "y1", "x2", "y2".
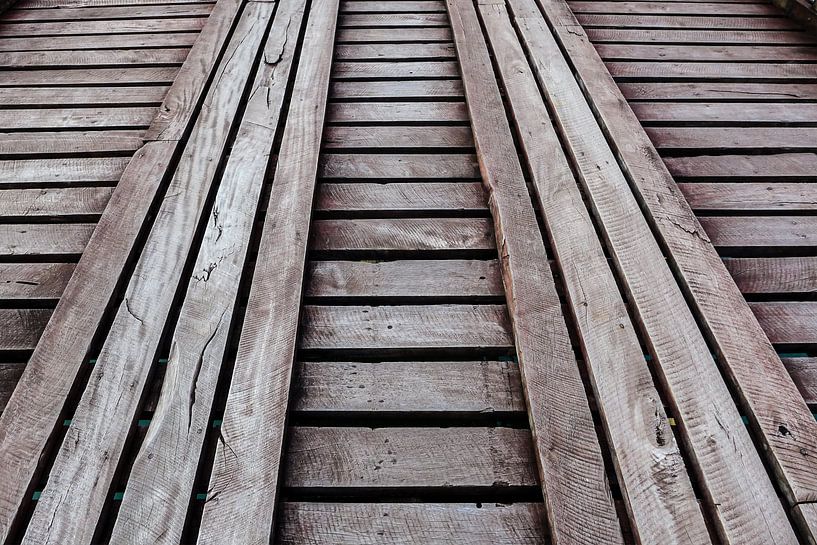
[{"x1": 1, "y1": 0, "x2": 817, "y2": 542}]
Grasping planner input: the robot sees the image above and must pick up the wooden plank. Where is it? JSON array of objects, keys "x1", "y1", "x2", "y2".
[
  {"x1": 595, "y1": 44, "x2": 817, "y2": 62},
  {"x1": 331, "y1": 79, "x2": 463, "y2": 98},
  {"x1": 310, "y1": 218, "x2": 495, "y2": 252},
  {"x1": 305, "y1": 259, "x2": 503, "y2": 299},
  {"x1": 327, "y1": 101, "x2": 467, "y2": 122},
  {"x1": 621, "y1": 82, "x2": 817, "y2": 101},
  {"x1": 0, "y1": 363, "x2": 25, "y2": 414},
  {"x1": 109, "y1": 3, "x2": 306, "y2": 542},
  {"x1": 0, "y1": 48, "x2": 189, "y2": 68},
  {"x1": 569, "y1": 1, "x2": 781, "y2": 14},
  {"x1": 646, "y1": 128, "x2": 817, "y2": 152},
  {"x1": 535, "y1": 0, "x2": 817, "y2": 515},
  {"x1": 0, "y1": 263, "x2": 74, "y2": 301},
  {"x1": 316, "y1": 182, "x2": 486, "y2": 213},
  {"x1": 724, "y1": 257, "x2": 817, "y2": 294},
  {"x1": 284, "y1": 426, "x2": 536, "y2": 487},
  {"x1": 0, "y1": 87, "x2": 167, "y2": 107},
  {"x1": 0, "y1": 187, "x2": 113, "y2": 218},
  {"x1": 0, "y1": 108, "x2": 155, "y2": 131},
  {"x1": 794, "y1": 504, "x2": 817, "y2": 545},
  {"x1": 0, "y1": 309, "x2": 50, "y2": 351},
  {"x1": 323, "y1": 126, "x2": 472, "y2": 148},
  {"x1": 750, "y1": 302, "x2": 817, "y2": 345},
  {"x1": 700, "y1": 216, "x2": 817, "y2": 248},
  {"x1": 0, "y1": 18, "x2": 207, "y2": 35},
  {"x1": 0, "y1": 0, "x2": 248, "y2": 538},
  {"x1": 277, "y1": 502, "x2": 547, "y2": 545},
  {"x1": 679, "y1": 183, "x2": 817, "y2": 211},
  {"x1": 0, "y1": 67, "x2": 179, "y2": 86},
  {"x1": 509, "y1": 0, "x2": 798, "y2": 542},
  {"x1": 292, "y1": 360, "x2": 524, "y2": 413},
  {"x1": 299, "y1": 304, "x2": 513, "y2": 351},
  {"x1": 0, "y1": 223, "x2": 93, "y2": 257},
  {"x1": 4, "y1": 4, "x2": 212, "y2": 20},
  {"x1": 18, "y1": 0, "x2": 212, "y2": 6},
  {"x1": 585, "y1": 28, "x2": 816, "y2": 44},
  {"x1": 332, "y1": 60, "x2": 459, "y2": 78},
  {"x1": 320, "y1": 153, "x2": 479, "y2": 179},
  {"x1": 196, "y1": 0, "x2": 338, "y2": 542},
  {"x1": 576, "y1": 14, "x2": 799, "y2": 29},
  {"x1": 0, "y1": 131, "x2": 144, "y2": 156},
  {"x1": 341, "y1": 0, "x2": 446, "y2": 12},
  {"x1": 336, "y1": 27, "x2": 452, "y2": 41},
  {"x1": 339, "y1": 13, "x2": 449, "y2": 26},
  {"x1": 335, "y1": 42, "x2": 455, "y2": 59},
  {"x1": 782, "y1": 358, "x2": 817, "y2": 405},
  {"x1": 608, "y1": 62, "x2": 817, "y2": 81},
  {"x1": 0, "y1": 33, "x2": 198, "y2": 51},
  {"x1": 664, "y1": 154, "x2": 817, "y2": 180},
  {"x1": 0, "y1": 157, "x2": 127, "y2": 185},
  {"x1": 478, "y1": 2, "x2": 707, "y2": 542}
]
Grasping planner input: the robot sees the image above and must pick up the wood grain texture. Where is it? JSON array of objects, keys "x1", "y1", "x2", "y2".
[
  {"x1": 0, "y1": 363, "x2": 24, "y2": 414},
  {"x1": 292, "y1": 360, "x2": 524, "y2": 413},
  {"x1": 700, "y1": 216, "x2": 817, "y2": 248},
  {"x1": 327, "y1": 101, "x2": 467, "y2": 122},
  {"x1": 0, "y1": 223, "x2": 93, "y2": 257},
  {"x1": 576, "y1": 14, "x2": 799, "y2": 29},
  {"x1": 595, "y1": 44, "x2": 817, "y2": 62},
  {"x1": 336, "y1": 27, "x2": 452, "y2": 41},
  {"x1": 480, "y1": 3, "x2": 707, "y2": 543},
  {"x1": 0, "y1": 87, "x2": 167, "y2": 107},
  {"x1": 332, "y1": 60, "x2": 459, "y2": 78},
  {"x1": 724, "y1": 257, "x2": 817, "y2": 294},
  {"x1": 750, "y1": 302, "x2": 817, "y2": 345},
  {"x1": 0, "y1": 157, "x2": 127, "y2": 185},
  {"x1": 315, "y1": 182, "x2": 486, "y2": 213},
  {"x1": 331, "y1": 79, "x2": 463, "y2": 98},
  {"x1": 0, "y1": 18, "x2": 207, "y2": 36},
  {"x1": 450, "y1": 1, "x2": 626, "y2": 543},
  {"x1": 277, "y1": 502, "x2": 547, "y2": 545},
  {"x1": 323, "y1": 126, "x2": 471, "y2": 147},
  {"x1": 647, "y1": 128, "x2": 817, "y2": 152},
  {"x1": 538, "y1": 0, "x2": 817, "y2": 518},
  {"x1": 569, "y1": 1, "x2": 781, "y2": 15},
  {"x1": 664, "y1": 154, "x2": 817, "y2": 180},
  {"x1": 197, "y1": 0, "x2": 339, "y2": 542},
  {"x1": 782, "y1": 358, "x2": 817, "y2": 405},
  {"x1": 608, "y1": 62, "x2": 817, "y2": 81},
  {"x1": 679, "y1": 183, "x2": 817, "y2": 211},
  {"x1": 334, "y1": 42, "x2": 455, "y2": 59},
  {"x1": 0, "y1": 67, "x2": 179, "y2": 85},
  {"x1": 632, "y1": 103, "x2": 817, "y2": 124},
  {"x1": 0, "y1": 33, "x2": 198, "y2": 51},
  {"x1": 586, "y1": 28, "x2": 816, "y2": 44},
  {"x1": 0, "y1": 187, "x2": 113, "y2": 218},
  {"x1": 509, "y1": 0, "x2": 798, "y2": 542},
  {"x1": 305, "y1": 259, "x2": 503, "y2": 299},
  {"x1": 620, "y1": 82, "x2": 817, "y2": 101},
  {"x1": 320, "y1": 153, "x2": 479, "y2": 179},
  {"x1": 299, "y1": 304, "x2": 514, "y2": 351},
  {"x1": 341, "y1": 0, "x2": 446, "y2": 12},
  {"x1": 4, "y1": 4, "x2": 212, "y2": 20},
  {"x1": 0, "y1": 131, "x2": 145, "y2": 156},
  {"x1": 0, "y1": 309, "x2": 50, "y2": 351},
  {"x1": 0, "y1": 108, "x2": 155, "y2": 131},
  {"x1": 339, "y1": 13, "x2": 449, "y2": 26},
  {"x1": 0, "y1": 263, "x2": 74, "y2": 301},
  {"x1": 110, "y1": 2, "x2": 306, "y2": 543},
  {"x1": 284, "y1": 426, "x2": 537, "y2": 487},
  {"x1": 0, "y1": 48, "x2": 189, "y2": 68}
]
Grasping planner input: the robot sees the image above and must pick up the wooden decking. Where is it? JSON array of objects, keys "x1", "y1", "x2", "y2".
[{"x1": 0, "y1": 0, "x2": 816, "y2": 542}]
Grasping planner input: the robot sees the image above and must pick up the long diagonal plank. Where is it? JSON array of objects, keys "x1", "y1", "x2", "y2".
[
  {"x1": 196, "y1": 0, "x2": 338, "y2": 541},
  {"x1": 505, "y1": 0, "x2": 798, "y2": 543},
  {"x1": 475, "y1": 2, "x2": 710, "y2": 543},
  {"x1": 445, "y1": 0, "x2": 624, "y2": 542},
  {"x1": 108, "y1": 2, "x2": 306, "y2": 543},
  {"x1": 531, "y1": 0, "x2": 817, "y2": 534}
]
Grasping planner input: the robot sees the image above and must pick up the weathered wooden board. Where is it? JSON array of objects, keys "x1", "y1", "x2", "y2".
[
  {"x1": 315, "y1": 182, "x2": 486, "y2": 213},
  {"x1": 336, "y1": 27, "x2": 452, "y2": 41},
  {"x1": 323, "y1": 126, "x2": 472, "y2": 147},
  {"x1": 596, "y1": 44, "x2": 817, "y2": 62},
  {"x1": 0, "y1": 87, "x2": 168, "y2": 107},
  {"x1": 632, "y1": 103, "x2": 817, "y2": 124},
  {"x1": 305, "y1": 259, "x2": 502, "y2": 299},
  {"x1": 341, "y1": 0, "x2": 446, "y2": 12},
  {"x1": 0, "y1": 309, "x2": 50, "y2": 351},
  {"x1": 0, "y1": 187, "x2": 113, "y2": 218},
  {"x1": 585, "y1": 28, "x2": 816, "y2": 44},
  {"x1": 0, "y1": 17, "x2": 207, "y2": 35},
  {"x1": 0, "y1": 223, "x2": 93, "y2": 257},
  {"x1": 332, "y1": 60, "x2": 459, "y2": 78},
  {"x1": 331, "y1": 79, "x2": 463, "y2": 98},
  {"x1": 320, "y1": 153, "x2": 479, "y2": 179},
  {"x1": 608, "y1": 62, "x2": 817, "y2": 81},
  {"x1": 783, "y1": 358, "x2": 817, "y2": 405},
  {"x1": 679, "y1": 183, "x2": 817, "y2": 211},
  {"x1": 0, "y1": 33, "x2": 198, "y2": 51},
  {"x1": 569, "y1": 1, "x2": 781, "y2": 15},
  {"x1": 621, "y1": 82, "x2": 817, "y2": 101},
  {"x1": 0, "y1": 157, "x2": 127, "y2": 185},
  {"x1": 0, "y1": 131, "x2": 144, "y2": 156},
  {"x1": 0, "y1": 263, "x2": 74, "y2": 301},
  {"x1": 284, "y1": 426, "x2": 537, "y2": 487},
  {"x1": 339, "y1": 13, "x2": 449, "y2": 26},
  {"x1": 299, "y1": 304, "x2": 513, "y2": 351},
  {"x1": 576, "y1": 14, "x2": 799, "y2": 29},
  {"x1": 664, "y1": 154, "x2": 817, "y2": 180},
  {"x1": 724, "y1": 257, "x2": 817, "y2": 294},
  {"x1": 335, "y1": 42, "x2": 455, "y2": 59},
  {"x1": 0, "y1": 48, "x2": 189, "y2": 68},
  {"x1": 700, "y1": 216, "x2": 817, "y2": 248},
  {"x1": 310, "y1": 218, "x2": 495, "y2": 252},
  {"x1": 750, "y1": 302, "x2": 817, "y2": 345},
  {"x1": 0, "y1": 363, "x2": 25, "y2": 413},
  {"x1": 0, "y1": 67, "x2": 179, "y2": 86},
  {"x1": 647, "y1": 128, "x2": 817, "y2": 152},
  {"x1": 4, "y1": 4, "x2": 212, "y2": 20},
  {"x1": 277, "y1": 502, "x2": 547, "y2": 545},
  {"x1": 292, "y1": 360, "x2": 524, "y2": 413},
  {"x1": 327, "y1": 101, "x2": 468, "y2": 122},
  {"x1": 0, "y1": 107, "x2": 155, "y2": 131}
]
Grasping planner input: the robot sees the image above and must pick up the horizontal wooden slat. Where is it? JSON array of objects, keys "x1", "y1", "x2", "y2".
[
  {"x1": 284, "y1": 426, "x2": 536, "y2": 487},
  {"x1": 0, "y1": 67, "x2": 179, "y2": 86},
  {"x1": 576, "y1": 14, "x2": 798, "y2": 29},
  {"x1": 336, "y1": 27, "x2": 452, "y2": 41},
  {"x1": 621, "y1": 82, "x2": 817, "y2": 101},
  {"x1": 0, "y1": 363, "x2": 24, "y2": 413},
  {"x1": 0, "y1": 87, "x2": 167, "y2": 106},
  {"x1": 0, "y1": 131, "x2": 143, "y2": 156},
  {"x1": 340, "y1": 1, "x2": 446, "y2": 12},
  {"x1": 750, "y1": 302, "x2": 817, "y2": 345},
  {"x1": 292, "y1": 360, "x2": 524, "y2": 413},
  {"x1": 664, "y1": 154, "x2": 817, "y2": 179},
  {"x1": 310, "y1": 218, "x2": 495, "y2": 252},
  {"x1": 16, "y1": 0, "x2": 213, "y2": 7},
  {"x1": 596, "y1": 44, "x2": 817, "y2": 62},
  {"x1": 701, "y1": 216, "x2": 817, "y2": 248},
  {"x1": 305, "y1": 259, "x2": 502, "y2": 298},
  {"x1": 0, "y1": 187, "x2": 112, "y2": 218},
  {"x1": 0, "y1": 308, "x2": 50, "y2": 351},
  {"x1": 332, "y1": 60, "x2": 459, "y2": 78},
  {"x1": 299, "y1": 304, "x2": 513, "y2": 351},
  {"x1": 679, "y1": 183, "x2": 817, "y2": 211},
  {"x1": 0, "y1": 157, "x2": 128, "y2": 185},
  {"x1": 323, "y1": 126, "x2": 472, "y2": 148},
  {"x1": 4, "y1": 4, "x2": 212, "y2": 20},
  {"x1": 783, "y1": 358, "x2": 817, "y2": 405},
  {"x1": 608, "y1": 62, "x2": 817, "y2": 81},
  {"x1": 0, "y1": 108, "x2": 155, "y2": 131},
  {"x1": 0, "y1": 18, "x2": 207, "y2": 35},
  {"x1": 634, "y1": 103, "x2": 817, "y2": 124},
  {"x1": 0, "y1": 33, "x2": 198, "y2": 51},
  {"x1": 585, "y1": 28, "x2": 816, "y2": 45},
  {"x1": 327, "y1": 101, "x2": 467, "y2": 122},
  {"x1": 316, "y1": 182, "x2": 485, "y2": 213},
  {"x1": 320, "y1": 153, "x2": 479, "y2": 179},
  {"x1": 334, "y1": 42, "x2": 455, "y2": 59},
  {"x1": 0, "y1": 262, "x2": 75, "y2": 301},
  {"x1": 339, "y1": 13, "x2": 449, "y2": 27},
  {"x1": 0, "y1": 48, "x2": 189, "y2": 68},
  {"x1": 331, "y1": 79, "x2": 463, "y2": 98},
  {"x1": 647, "y1": 127, "x2": 817, "y2": 151},
  {"x1": 724, "y1": 257, "x2": 817, "y2": 294},
  {"x1": 0, "y1": 223, "x2": 94, "y2": 256},
  {"x1": 277, "y1": 502, "x2": 547, "y2": 545},
  {"x1": 569, "y1": 1, "x2": 781, "y2": 15}
]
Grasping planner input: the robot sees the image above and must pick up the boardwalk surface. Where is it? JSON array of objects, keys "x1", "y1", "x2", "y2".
[{"x1": 0, "y1": 0, "x2": 816, "y2": 542}]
